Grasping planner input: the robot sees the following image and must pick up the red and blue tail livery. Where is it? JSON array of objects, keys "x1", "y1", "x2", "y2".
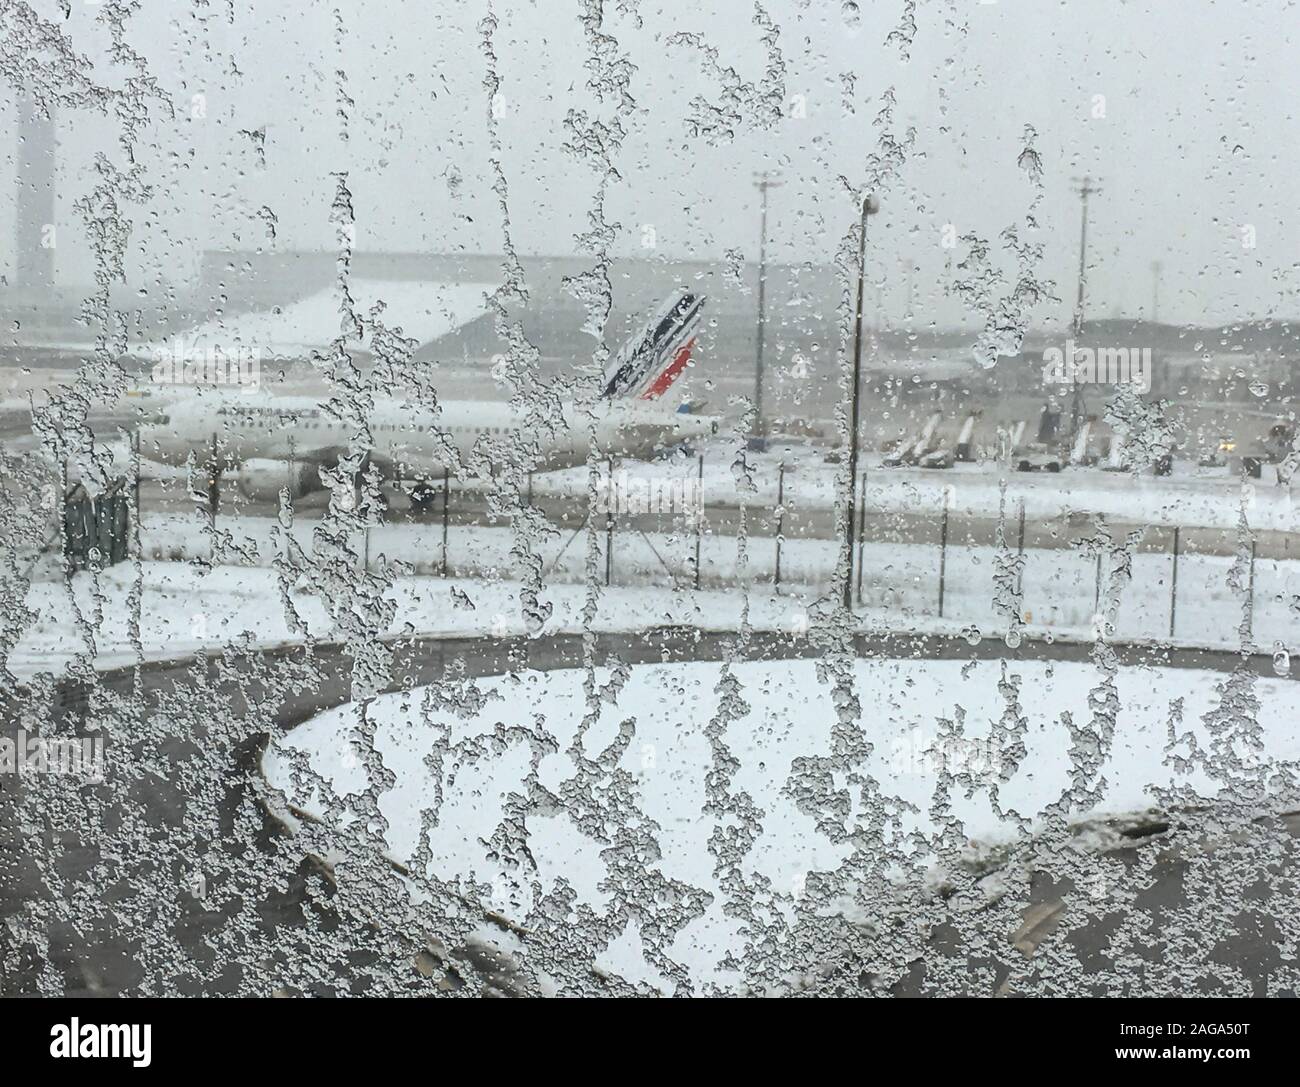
[{"x1": 602, "y1": 290, "x2": 705, "y2": 401}]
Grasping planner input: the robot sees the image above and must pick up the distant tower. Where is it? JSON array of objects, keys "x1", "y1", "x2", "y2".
[{"x1": 15, "y1": 96, "x2": 56, "y2": 288}]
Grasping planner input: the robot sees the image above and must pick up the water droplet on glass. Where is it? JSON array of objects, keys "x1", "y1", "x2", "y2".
[
  {"x1": 842, "y1": 1, "x2": 861, "y2": 28},
  {"x1": 963, "y1": 625, "x2": 981, "y2": 646},
  {"x1": 1004, "y1": 629, "x2": 1022, "y2": 649},
  {"x1": 1249, "y1": 380, "x2": 1269, "y2": 398},
  {"x1": 1273, "y1": 650, "x2": 1290, "y2": 677}
]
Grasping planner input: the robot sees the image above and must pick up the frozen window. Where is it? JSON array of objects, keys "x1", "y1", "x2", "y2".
[{"x1": 1, "y1": 0, "x2": 1297, "y2": 1013}]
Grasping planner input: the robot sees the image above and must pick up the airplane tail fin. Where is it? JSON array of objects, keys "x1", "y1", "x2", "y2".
[{"x1": 601, "y1": 290, "x2": 705, "y2": 402}]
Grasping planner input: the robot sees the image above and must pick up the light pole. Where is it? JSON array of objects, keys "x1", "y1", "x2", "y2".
[
  {"x1": 752, "y1": 171, "x2": 783, "y2": 449},
  {"x1": 1068, "y1": 176, "x2": 1101, "y2": 452},
  {"x1": 1071, "y1": 176, "x2": 1099, "y2": 335},
  {"x1": 843, "y1": 192, "x2": 879, "y2": 614},
  {"x1": 1150, "y1": 259, "x2": 1162, "y2": 396}
]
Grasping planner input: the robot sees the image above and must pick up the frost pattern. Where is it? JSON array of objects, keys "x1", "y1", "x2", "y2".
[{"x1": 0, "y1": 0, "x2": 1295, "y2": 1003}]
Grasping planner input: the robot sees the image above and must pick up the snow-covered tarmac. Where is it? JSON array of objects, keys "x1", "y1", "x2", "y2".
[{"x1": 540, "y1": 448, "x2": 1299, "y2": 536}]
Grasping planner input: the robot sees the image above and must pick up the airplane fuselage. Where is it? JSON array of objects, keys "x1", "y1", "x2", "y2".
[{"x1": 139, "y1": 393, "x2": 715, "y2": 481}]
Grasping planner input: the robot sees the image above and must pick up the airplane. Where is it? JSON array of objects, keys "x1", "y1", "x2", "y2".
[
  {"x1": 137, "y1": 290, "x2": 715, "y2": 509},
  {"x1": 882, "y1": 411, "x2": 943, "y2": 468}
]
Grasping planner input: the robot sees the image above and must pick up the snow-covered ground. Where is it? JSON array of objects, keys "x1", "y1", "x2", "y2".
[
  {"x1": 260, "y1": 656, "x2": 1300, "y2": 992},
  {"x1": 11, "y1": 434, "x2": 1296, "y2": 679},
  {"x1": 6, "y1": 563, "x2": 802, "y2": 680},
  {"x1": 132, "y1": 512, "x2": 1299, "y2": 650},
  {"x1": 10, "y1": 547, "x2": 1295, "y2": 681}
]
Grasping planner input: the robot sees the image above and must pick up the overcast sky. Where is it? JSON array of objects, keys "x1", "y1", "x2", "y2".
[{"x1": 3, "y1": 0, "x2": 1297, "y2": 329}]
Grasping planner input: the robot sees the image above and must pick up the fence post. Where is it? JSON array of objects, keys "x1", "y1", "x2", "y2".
[
  {"x1": 937, "y1": 488, "x2": 950, "y2": 618},
  {"x1": 693, "y1": 453, "x2": 704, "y2": 590},
  {"x1": 440, "y1": 467, "x2": 449, "y2": 577},
  {"x1": 1016, "y1": 499, "x2": 1026, "y2": 593},
  {"x1": 774, "y1": 461, "x2": 785, "y2": 594},
  {"x1": 1248, "y1": 538, "x2": 1257, "y2": 640},
  {"x1": 855, "y1": 469, "x2": 867, "y2": 605},
  {"x1": 605, "y1": 456, "x2": 614, "y2": 587},
  {"x1": 1169, "y1": 525, "x2": 1180, "y2": 638},
  {"x1": 132, "y1": 428, "x2": 141, "y2": 541}
]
